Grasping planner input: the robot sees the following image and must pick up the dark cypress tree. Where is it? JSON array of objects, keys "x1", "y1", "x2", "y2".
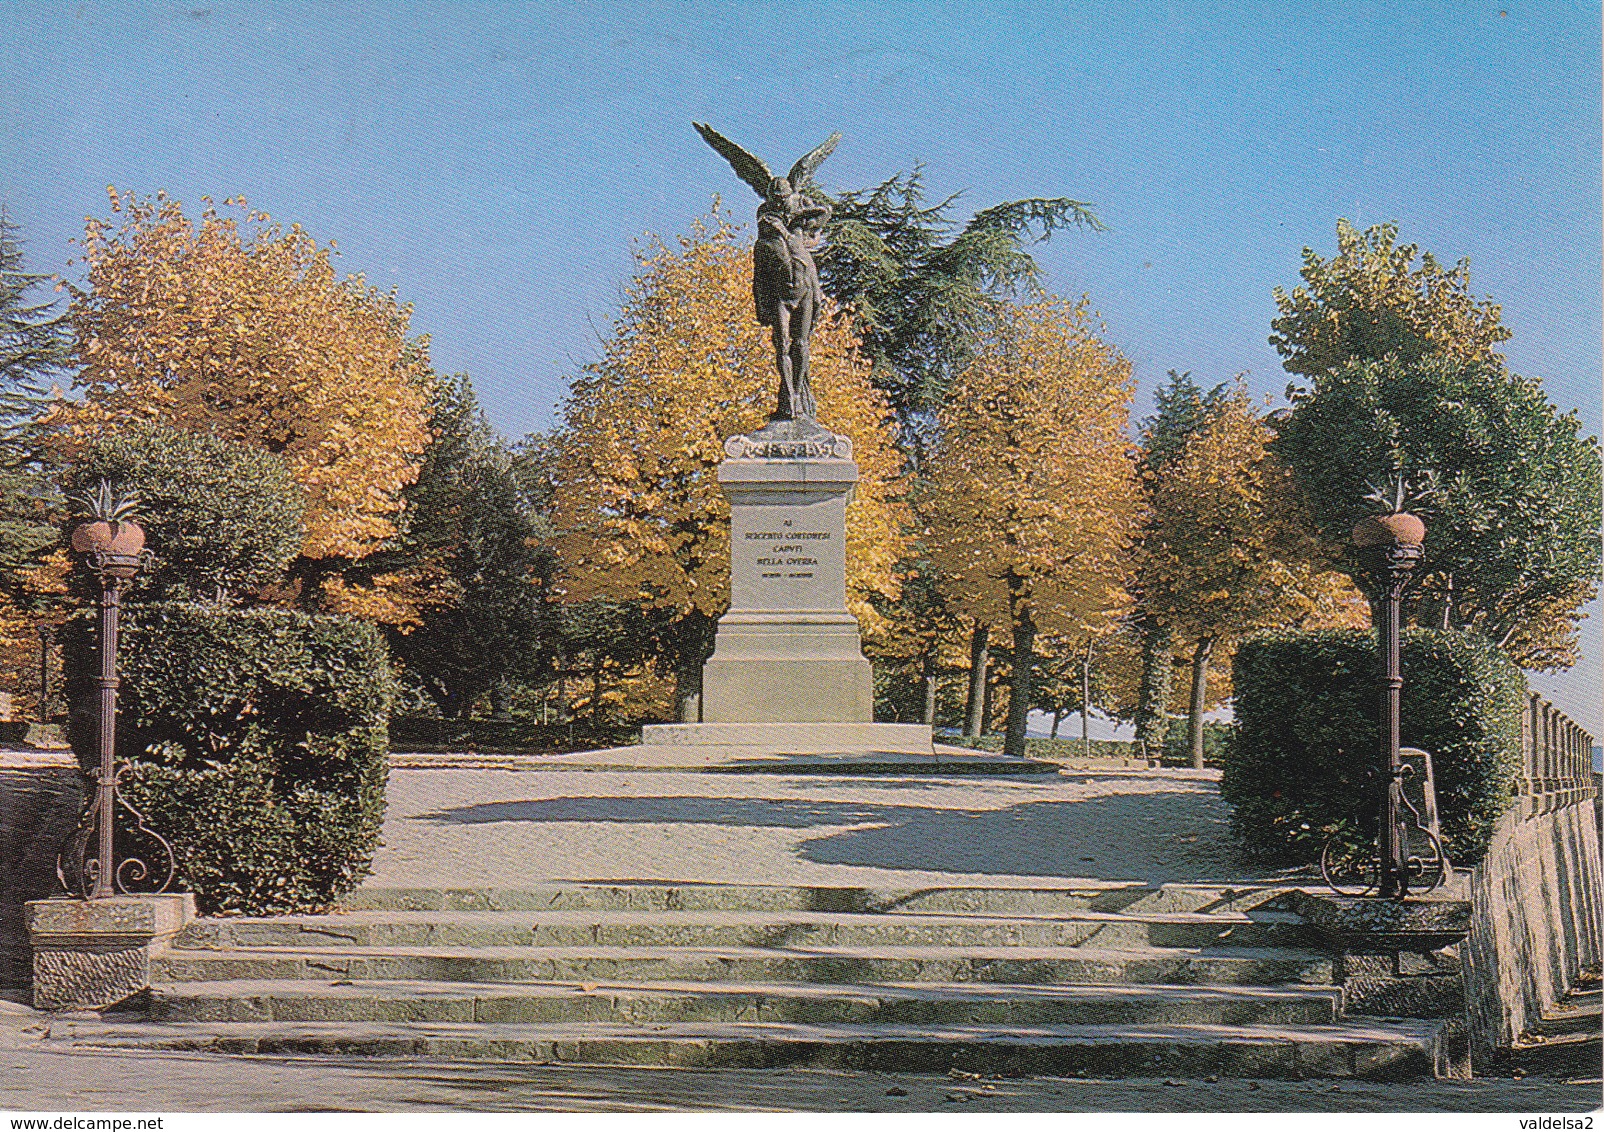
[
  {"x1": 0, "y1": 207, "x2": 71, "y2": 595},
  {"x1": 379, "y1": 375, "x2": 558, "y2": 719}
]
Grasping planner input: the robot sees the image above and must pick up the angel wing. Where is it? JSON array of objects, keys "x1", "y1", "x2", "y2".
[
  {"x1": 787, "y1": 132, "x2": 841, "y2": 191},
  {"x1": 693, "y1": 122, "x2": 772, "y2": 198}
]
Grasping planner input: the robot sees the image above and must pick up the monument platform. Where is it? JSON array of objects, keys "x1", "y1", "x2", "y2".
[
  {"x1": 405, "y1": 737, "x2": 1056, "y2": 775},
  {"x1": 643, "y1": 722, "x2": 932, "y2": 755}
]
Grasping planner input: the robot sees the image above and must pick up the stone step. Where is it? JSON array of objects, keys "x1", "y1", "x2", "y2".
[
  {"x1": 336, "y1": 881, "x2": 1265, "y2": 917},
  {"x1": 1510, "y1": 988, "x2": 1602, "y2": 1077},
  {"x1": 1117, "y1": 885, "x2": 1306, "y2": 916},
  {"x1": 177, "y1": 908, "x2": 1315, "y2": 953},
  {"x1": 152, "y1": 942, "x2": 1335, "y2": 988},
  {"x1": 148, "y1": 976, "x2": 1344, "y2": 1027},
  {"x1": 47, "y1": 1015, "x2": 1445, "y2": 1080}
]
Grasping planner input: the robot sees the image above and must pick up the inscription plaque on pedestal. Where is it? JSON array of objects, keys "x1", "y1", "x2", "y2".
[{"x1": 699, "y1": 428, "x2": 874, "y2": 724}]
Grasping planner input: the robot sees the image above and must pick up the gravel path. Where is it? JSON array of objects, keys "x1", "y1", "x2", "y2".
[{"x1": 368, "y1": 766, "x2": 1254, "y2": 890}]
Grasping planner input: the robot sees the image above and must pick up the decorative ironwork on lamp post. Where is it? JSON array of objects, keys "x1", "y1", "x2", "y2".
[
  {"x1": 1352, "y1": 505, "x2": 1425, "y2": 900},
  {"x1": 56, "y1": 481, "x2": 174, "y2": 900}
]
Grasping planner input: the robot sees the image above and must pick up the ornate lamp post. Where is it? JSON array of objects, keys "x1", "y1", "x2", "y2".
[
  {"x1": 1352, "y1": 507, "x2": 1425, "y2": 900},
  {"x1": 58, "y1": 482, "x2": 172, "y2": 900}
]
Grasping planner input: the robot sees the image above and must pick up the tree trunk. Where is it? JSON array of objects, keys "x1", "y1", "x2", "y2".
[
  {"x1": 981, "y1": 674, "x2": 995, "y2": 736},
  {"x1": 1050, "y1": 710, "x2": 1063, "y2": 739},
  {"x1": 1133, "y1": 615, "x2": 1171, "y2": 761},
  {"x1": 922, "y1": 652, "x2": 938, "y2": 725},
  {"x1": 1081, "y1": 640, "x2": 1093, "y2": 757},
  {"x1": 963, "y1": 621, "x2": 988, "y2": 737},
  {"x1": 1188, "y1": 637, "x2": 1215, "y2": 770},
  {"x1": 672, "y1": 613, "x2": 713, "y2": 723},
  {"x1": 554, "y1": 648, "x2": 570, "y2": 724},
  {"x1": 489, "y1": 679, "x2": 512, "y2": 721},
  {"x1": 1005, "y1": 614, "x2": 1035, "y2": 758}
]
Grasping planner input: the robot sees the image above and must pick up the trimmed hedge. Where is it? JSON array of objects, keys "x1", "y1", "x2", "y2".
[
  {"x1": 66, "y1": 603, "x2": 394, "y2": 914},
  {"x1": 388, "y1": 715, "x2": 637, "y2": 754},
  {"x1": 1223, "y1": 628, "x2": 1525, "y2": 867},
  {"x1": 943, "y1": 735, "x2": 1140, "y2": 761},
  {"x1": 1161, "y1": 721, "x2": 1235, "y2": 767},
  {"x1": 69, "y1": 424, "x2": 304, "y2": 602}
]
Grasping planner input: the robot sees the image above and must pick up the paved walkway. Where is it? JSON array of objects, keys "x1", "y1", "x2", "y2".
[
  {"x1": 367, "y1": 765, "x2": 1252, "y2": 891},
  {"x1": 13, "y1": 763, "x2": 1593, "y2": 1114}
]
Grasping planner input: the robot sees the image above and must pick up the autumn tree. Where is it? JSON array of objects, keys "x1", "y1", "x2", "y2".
[
  {"x1": 923, "y1": 300, "x2": 1141, "y2": 758},
  {"x1": 1273, "y1": 355, "x2": 1602, "y2": 669},
  {"x1": 1270, "y1": 219, "x2": 1511, "y2": 378},
  {"x1": 550, "y1": 215, "x2": 908, "y2": 720},
  {"x1": 862, "y1": 555, "x2": 968, "y2": 724},
  {"x1": 62, "y1": 190, "x2": 431, "y2": 618},
  {"x1": 1030, "y1": 627, "x2": 1142, "y2": 746},
  {"x1": 819, "y1": 169, "x2": 1104, "y2": 456},
  {"x1": 1141, "y1": 385, "x2": 1368, "y2": 767}
]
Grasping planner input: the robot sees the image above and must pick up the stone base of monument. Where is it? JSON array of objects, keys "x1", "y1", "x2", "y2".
[
  {"x1": 700, "y1": 612, "x2": 874, "y2": 723},
  {"x1": 644, "y1": 722, "x2": 932, "y2": 754},
  {"x1": 630, "y1": 721, "x2": 1022, "y2": 773},
  {"x1": 698, "y1": 429, "x2": 876, "y2": 726},
  {"x1": 542, "y1": 423, "x2": 1053, "y2": 775}
]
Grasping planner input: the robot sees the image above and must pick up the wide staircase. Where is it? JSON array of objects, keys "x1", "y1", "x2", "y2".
[{"x1": 48, "y1": 879, "x2": 1459, "y2": 1079}]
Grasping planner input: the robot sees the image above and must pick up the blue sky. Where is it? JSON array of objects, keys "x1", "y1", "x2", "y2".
[{"x1": 3, "y1": 1, "x2": 1600, "y2": 729}]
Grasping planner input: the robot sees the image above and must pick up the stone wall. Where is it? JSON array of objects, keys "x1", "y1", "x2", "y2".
[
  {"x1": 0, "y1": 754, "x2": 83, "y2": 989},
  {"x1": 1462, "y1": 694, "x2": 1600, "y2": 1069}
]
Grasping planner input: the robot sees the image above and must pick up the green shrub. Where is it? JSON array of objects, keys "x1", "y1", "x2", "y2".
[
  {"x1": 939, "y1": 735, "x2": 1143, "y2": 762},
  {"x1": 1161, "y1": 721, "x2": 1236, "y2": 767},
  {"x1": 65, "y1": 603, "x2": 394, "y2": 914},
  {"x1": 388, "y1": 715, "x2": 636, "y2": 754},
  {"x1": 70, "y1": 423, "x2": 303, "y2": 601},
  {"x1": 1223, "y1": 628, "x2": 1524, "y2": 867}
]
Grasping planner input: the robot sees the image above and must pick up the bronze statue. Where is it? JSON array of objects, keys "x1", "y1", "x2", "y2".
[{"x1": 694, "y1": 123, "x2": 840, "y2": 425}]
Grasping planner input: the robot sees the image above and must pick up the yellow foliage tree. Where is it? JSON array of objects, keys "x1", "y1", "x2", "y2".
[
  {"x1": 923, "y1": 299, "x2": 1143, "y2": 757},
  {"x1": 1270, "y1": 219, "x2": 1511, "y2": 377},
  {"x1": 551, "y1": 214, "x2": 908, "y2": 719},
  {"x1": 0, "y1": 549, "x2": 71, "y2": 720},
  {"x1": 62, "y1": 190, "x2": 431, "y2": 616},
  {"x1": 1141, "y1": 385, "x2": 1368, "y2": 766}
]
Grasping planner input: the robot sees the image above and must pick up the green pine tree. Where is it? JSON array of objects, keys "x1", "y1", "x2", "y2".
[
  {"x1": 819, "y1": 169, "x2": 1104, "y2": 459},
  {"x1": 1131, "y1": 371, "x2": 1234, "y2": 753},
  {"x1": 0, "y1": 207, "x2": 70, "y2": 595},
  {"x1": 380, "y1": 375, "x2": 559, "y2": 718}
]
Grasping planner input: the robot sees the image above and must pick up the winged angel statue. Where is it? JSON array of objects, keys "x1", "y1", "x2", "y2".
[{"x1": 694, "y1": 123, "x2": 841, "y2": 425}]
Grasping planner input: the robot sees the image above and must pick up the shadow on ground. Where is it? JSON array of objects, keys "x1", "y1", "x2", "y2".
[{"x1": 418, "y1": 787, "x2": 1241, "y2": 883}]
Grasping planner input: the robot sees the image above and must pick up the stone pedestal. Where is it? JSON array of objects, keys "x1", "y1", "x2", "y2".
[
  {"x1": 1293, "y1": 887, "x2": 1473, "y2": 1079},
  {"x1": 26, "y1": 893, "x2": 194, "y2": 1010},
  {"x1": 700, "y1": 425, "x2": 876, "y2": 724}
]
